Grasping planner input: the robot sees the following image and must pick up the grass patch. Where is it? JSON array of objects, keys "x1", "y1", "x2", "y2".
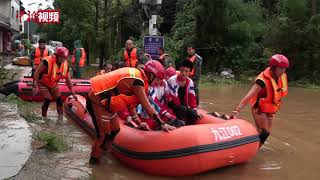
[
  {"x1": 81, "y1": 66, "x2": 100, "y2": 78},
  {"x1": 289, "y1": 81, "x2": 320, "y2": 89},
  {"x1": 20, "y1": 112, "x2": 42, "y2": 122},
  {"x1": 4, "y1": 93, "x2": 29, "y2": 106},
  {"x1": 3, "y1": 93, "x2": 38, "y2": 110},
  {"x1": 0, "y1": 67, "x2": 18, "y2": 85},
  {"x1": 35, "y1": 131, "x2": 69, "y2": 152},
  {"x1": 200, "y1": 73, "x2": 320, "y2": 90},
  {"x1": 200, "y1": 74, "x2": 246, "y2": 88},
  {"x1": 4, "y1": 94, "x2": 41, "y2": 122}
]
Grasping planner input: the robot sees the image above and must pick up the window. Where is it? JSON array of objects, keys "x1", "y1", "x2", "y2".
[{"x1": 12, "y1": 6, "x2": 14, "y2": 18}]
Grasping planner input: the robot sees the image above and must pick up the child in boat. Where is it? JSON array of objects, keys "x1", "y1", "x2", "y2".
[
  {"x1": 136, "y1": 67, "x2": 184, "y2": 130},
  {"x1": 97, "y1": 61, "x2": 113, "y2": 75},
  {"x1": 167, "y1": 60, "x2": 202, "y2": 125},
  {"x1": 165, "y1": 67, "x2": 177, "y2": 80}
]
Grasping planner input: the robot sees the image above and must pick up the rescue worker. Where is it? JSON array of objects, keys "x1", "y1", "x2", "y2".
[
  {"x1": 158, "y1": 47, "x2": 175, "y2": 69},
  {"x1": 122, "y1": 39, "x2": 146, "y2": 68},
  {"x1": 137, "y1": 67, "x2": 183, "y2": 130},
  {"x1": 71, "y1": 40, "x2": 86, "y2": 78},
  {"x1": 86, "y1": 60, "x2": 176, "y2": 165},
  {"x1": 104, "y1": 62, "x2": 113, "y2": 73},
  {"x1": 96, "y1": 61, "x2": 131, "y2": 121},
  {"x1": 30, "y1": 39, "x2": 49, "y2": 77},
  {"x1": 232, "y1": 54, "x2": 289, "y2": 146},
  {"x1": 186, "y1": 45, "x2": 202, "y2": 106},
  {"x1": 167, "y1": 60, "x2": 202, "y2": 125},
  {"x1": 114, "y1": 61, "x2": 125, "y2": 70},
  {"x1": 33, "y1": 47, "x2": 77, "y2": 118}
]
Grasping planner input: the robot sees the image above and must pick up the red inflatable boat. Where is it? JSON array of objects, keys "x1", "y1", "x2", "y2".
[
  {"x1": 0, "y1": 77, "x2": 91, "y2": 101},
  {"x1": 64, "y1": 95, "x2": 260, "y2": 176}
]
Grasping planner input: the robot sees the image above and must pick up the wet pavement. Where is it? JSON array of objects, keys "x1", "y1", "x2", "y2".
[
  {"x1": 0, "y1": 99, "x2": 32, "y2": 179},
  {"x1": 9, "y1": 106, "x2": 93, "y2": 180},
  {"x1": 0, "y1": 57, "x2": 33, "y2": 179}
]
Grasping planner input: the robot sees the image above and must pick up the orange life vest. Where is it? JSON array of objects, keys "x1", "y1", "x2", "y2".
[
  {"x1": 250, "y1": 67, "x2": 288, "y2": 114},
  {"x1": 90, "y1": 67, "x2": 148, "y2": 112},
  {"x1": 34, "y1": 48, "x2": 49, "y2": 66},
  {"x1": 187, "y1": 55, "x2": 197, "y2": 77},
  {"x1": 124, "y1": 48, "x2": 138, "y2": 67},
  {"x1": 71, "y1": 48, "x2": 86, "y2": 67},
  {"x1": 40, "y1": 56, "x2": 69, "y2": 88}
]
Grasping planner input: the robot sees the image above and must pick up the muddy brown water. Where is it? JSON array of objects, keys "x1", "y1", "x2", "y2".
[
  {"x1": 1, "y1": 63, "x2": 319, "y2": 179},
  {"x1": 89, "y1": 86, "x2": 320, "y2": 180}
]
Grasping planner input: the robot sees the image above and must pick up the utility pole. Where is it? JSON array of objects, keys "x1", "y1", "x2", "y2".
[
  {"x1": 27, "y1": 2, "x2": 36, "y2": 55},
  {"x1": 139, "y1": 0, "x2": 162, "y2": 36}
]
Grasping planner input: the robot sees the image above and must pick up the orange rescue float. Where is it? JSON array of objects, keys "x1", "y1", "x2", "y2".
[
  {"x1": 64, "y1": 95, "x2": 260, "y2": 176},
  {"x1": 0, "y1": 77, "x2": 91, "y2": 101}
]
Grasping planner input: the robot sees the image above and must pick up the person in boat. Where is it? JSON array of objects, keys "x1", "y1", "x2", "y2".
[
  {"x1": 167, "y1": 60, "x2": 202, "y2": 125},
  {"x1": 86, "y1": 60, "x2": 176, "y2": 165},
  {"x1": 71, "y1": 40, "x2": 86, "y2": 78},
  {"x1": 136, "y1": 67, "x2": 184, "y2": 130},
  {"x1": 97, "y1": 61, "x2": 113, "y2": 76},
  {"x1": 144, "y1": 53, "x2": 152, "y2": 61},
  {"x1": 30, "y1": 38, "x2": 49, "y2": 77},
  {"x1": 158, "y1": 47, "x2": 175, "y2": 69},
  {"x1": 186, "y1": 44, "x2": 202, "y2": 106},
  {"x1": 33, "y1": 47, "x2": 77, "y2": 118},
  {"x1": 232, "y1": 54, "x2": 289, "y2": 146},
  {"x1": 122, "y1": 39, "x2": 146, "y2": 68},
  {"x1": 114, "y1": 61, "x2": 125, "y2": 70},
  {"x1": 165, "y1": 67, "x2": 178, "y2": 80}
]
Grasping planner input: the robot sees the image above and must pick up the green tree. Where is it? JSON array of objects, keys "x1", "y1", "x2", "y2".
[{"x1": 170, "y1": 0, "x2": 266, "y2": 74}]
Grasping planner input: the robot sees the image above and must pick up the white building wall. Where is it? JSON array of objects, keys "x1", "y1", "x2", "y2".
[{"x1": 10, "y1": 0, "x2": 20, "y2": 32}]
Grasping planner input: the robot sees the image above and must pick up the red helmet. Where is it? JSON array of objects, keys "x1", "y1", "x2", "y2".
[
  {"x1": 55, "y1": 47, "x2": 69, "y2": 58},
  {"x1": 269, "y1": 54, "x2": 289, "y2": 68},
  {"x1": 165, "y1": 67, "x2": 176, "y2": 79},
  {"x1": 144, "y1": 60, "x2": 165, "y2": 80}
]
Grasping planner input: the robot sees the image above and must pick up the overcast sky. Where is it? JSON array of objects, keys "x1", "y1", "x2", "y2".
[{"x1": 21, "y1": 0, "x2": 54, "y2": 12}]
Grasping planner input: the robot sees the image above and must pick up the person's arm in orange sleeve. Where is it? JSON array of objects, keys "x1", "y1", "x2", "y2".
[{"x1": 132, "y1": 85, "x2": 175, "y2": 132}]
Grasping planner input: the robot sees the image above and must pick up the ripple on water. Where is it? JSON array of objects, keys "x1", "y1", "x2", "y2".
[{"x1": 255, "y1": 136, "x2": 296, "y2": 171}]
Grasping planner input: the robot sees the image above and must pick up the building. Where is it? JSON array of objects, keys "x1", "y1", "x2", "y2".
[{"x1": 0, "y1": 0, "x2": 21, "y2": 53}]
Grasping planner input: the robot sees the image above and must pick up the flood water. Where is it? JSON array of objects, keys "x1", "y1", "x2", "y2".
[
  {"x1": 1, "y1": 61, "x2": 319, "y2": 179},
  {"x1": 88, "y1": 86, "x2": 320, "y2": 180}
]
